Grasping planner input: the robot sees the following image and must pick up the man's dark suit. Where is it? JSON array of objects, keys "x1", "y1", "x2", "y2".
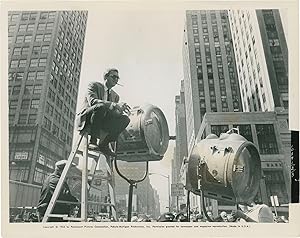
[
  {"x1": 76, "y1": 81, "x2": 130, "y2": 144},
  {"x1": 37, "y1": 171, "x2": 78, "y2": 222}
]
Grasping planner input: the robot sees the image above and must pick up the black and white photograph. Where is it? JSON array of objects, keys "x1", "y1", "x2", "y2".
[{"x1": 1, "y1": 0, "x2": 299, "y2": 237}]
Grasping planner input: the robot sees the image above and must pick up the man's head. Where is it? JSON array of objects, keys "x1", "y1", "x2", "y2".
[
  {"x1": 103, "y1": 68, "x2": 120, "y2": 89},
  {"x1": 54, "y1": 160, "x2": 76, "y2": 174}
]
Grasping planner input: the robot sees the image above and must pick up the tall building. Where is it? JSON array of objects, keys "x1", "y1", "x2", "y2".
[
  {"x1": 228, "y1": 9, "x2": 288, "y2": 112},
  {"x1": 183, "y1": 10, "x2": 243, "y2": 155},
  {"x1": 173, "y1": 81, "x2": 188, "y2": 184},
  {"x1": 8, "y1": 11, "x2": 88, "y2": 186},
  {"x1": 228, "y1": 9, "x2": 291, "y2": 204}
]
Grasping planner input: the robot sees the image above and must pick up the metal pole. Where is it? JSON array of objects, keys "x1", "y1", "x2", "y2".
[
  {"x1": 273, "y1": 205, "x2": 278, "y2": 217},
  {"x1": 176, "y1": 196, "x2": 179, "y2": 213},
  {"x1": 168, "y1": 175, "x2": 171, "y2": 212},
  {"x1": 81, "y1": 133, "x2": 89, "y2": 222},
  {"x1": 127, "y1": 183, "x2": 134, "y2": 222}
]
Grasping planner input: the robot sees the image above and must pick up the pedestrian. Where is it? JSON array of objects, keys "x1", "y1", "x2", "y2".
[
  {"x1": 76, "y1": 68, "x2": 131, "y2": 157},
  {"x1": 37, "y1": 160, "x2": 79, "y2": 222}
]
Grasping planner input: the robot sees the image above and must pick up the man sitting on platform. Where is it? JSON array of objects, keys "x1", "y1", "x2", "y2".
[{"x1": 76, "y1": 68, "x2": 130, "y2": 156}]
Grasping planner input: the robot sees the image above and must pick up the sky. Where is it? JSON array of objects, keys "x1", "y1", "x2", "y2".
[{"x1": 78, "y1": 6, "x2": 186, "y2": 213}]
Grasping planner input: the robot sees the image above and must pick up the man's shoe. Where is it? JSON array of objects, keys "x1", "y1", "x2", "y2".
[
  {"x1": 88, "y1": 143, "x2": 100, "y2": 151},
  {"x1": 98, "y1": 144, "x2": 116, "y2": 157}
]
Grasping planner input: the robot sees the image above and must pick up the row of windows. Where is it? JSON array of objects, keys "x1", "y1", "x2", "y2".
[
  {"x1": 209, "y1": 124, "x2": 278, "y2": 154},
  {"x1": 11, "y1": 45, "x2": 49, "y2": 56},
  {"x1": 16, "y1": 113, "x2": 38, "y2": 124},
  {"x1": 13, "y1": 33, "x2": 52, "y2": 43},
  {"x1": 33, "y1": 167, "x2": 49, "y2": 184},
  {"x1": 9, "y1": 71, "x2": 46, "y2": 82},
  {"x1": 10, "y1": 58, "x2": 48, "y2": 68},
  {"x1": 9, "y1": 99, "x2": 39, "y2": 110},
  {"x1": 47, "y1": 89, "x2": 76, "y2": 119},
  {"x1": 37, "y1": 154, "x2": 55, "y2": 169},
  {"x1": 9, "y1": 84, "x2": 42, "y2": 96},
  {"x1": 43, "y1": 116, "x2": 70, "y2": 143},
  {"x1": 8, "y1": 11, "x2": 56, "y2": 22},
  {"x1": 9, "y1": 167, "x2": 30, "y2": 182}
]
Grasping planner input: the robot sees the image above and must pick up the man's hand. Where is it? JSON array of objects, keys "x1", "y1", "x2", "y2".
[
  {"x1": 231, "y1": 210, "x2": 246, "y2": 219},
  {"x1": 115, "y1": 102, "x2": 131, "y2": 115}
]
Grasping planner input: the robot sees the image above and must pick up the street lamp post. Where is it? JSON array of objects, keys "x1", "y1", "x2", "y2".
[{"x1": 149, "y1": 173, "x2": 171, "y2": 213}]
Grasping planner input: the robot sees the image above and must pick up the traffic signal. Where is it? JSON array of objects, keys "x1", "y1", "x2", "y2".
[
  {"x1": 116, "y1": 104, "x2": 169, "y2": 162},
  {"x1": 186, "y1": 132, "x2": 261, "y2": 205}
]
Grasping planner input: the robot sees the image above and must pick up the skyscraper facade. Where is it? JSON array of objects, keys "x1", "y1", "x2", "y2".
[
  {"x1": 8, "y1": 11, "x2": 88, "y2": 186},
  {"x1": 183, "y1": 10, "x2": 243, "y2": 155},
  {"x1": 174, "y1": 80, "x2": 188, "y2": 184},
  {"x1": 228, "y1": 9, "x2": 291, "y2": 206},
  {"x1": 228, "y1": 9, "x2": 288, "y2": 112}
]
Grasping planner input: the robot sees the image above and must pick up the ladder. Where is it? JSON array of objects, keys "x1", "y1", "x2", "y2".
[{"x1": 41, "y1": 130, "x2": 117, "y2": 222}]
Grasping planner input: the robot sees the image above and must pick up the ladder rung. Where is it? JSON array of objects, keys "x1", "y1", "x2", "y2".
[
  {"x1": 56, "y1": 200, "x2": 80, "y2": 205},
  {"x1": 63, "y1": 217, "x2": 84, "y2": 221},
  {"x1": 47, "y1": 214, "x2": 68, "y2": 218}
]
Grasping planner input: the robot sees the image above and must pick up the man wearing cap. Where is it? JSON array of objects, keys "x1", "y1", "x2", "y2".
[
  {"x1": 37, "y1": 160, "x2": 78, "y2": 222},
  {"x1": 76, "y1": 68, "x2": 131, "y2": 156}
]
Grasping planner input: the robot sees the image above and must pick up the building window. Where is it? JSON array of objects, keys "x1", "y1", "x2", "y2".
[
  {"x1": 21, "y1": 46, "x2": 29, "y2": 55},
  {"x1": 39, "y1": 58, "x2": 47, "y2": 67},
  {"x1": 15, "y1": 36, "x2": 23, "y2": 43},
  {"x1": 24, "y1": 85, "x2": 33, "y2": 95},
  {"x1": 56, "y1": 97, "x2": 63, "y2": 109},
  {"x1": 50, "y1": 74, "x2": 57, "y2": 88},
  {"x1": 24, "y1": 35, "x2": 32, "y2": 43},
  {"x1": 9, "y1": 100, "x2": 18, "y2": 110},
  {"x1": 52, "y1": 124, "x2": 60, "y2": 136},
  {"x1": 41, "y1": 45, "x2": 49, "y2": 54},
  {"x1": 13, "y1": 47, "x2": 21, "y2": 56},
  {"x1": 27, "y1": 71, "x2": 36, "y2": 81},
  {"x1": 203, "y1": 35, "x2": 209, "y2": 43},
  {"x1": 18, "y1": 24, "x2": 27, "y2": 31},
  {"x1": 233, "y1": 124, "x2": 253, "y2": 142},
  {"x1": 46, "y1": 102, "x2": 54, "y2": 116},
  {"x1": 12, "y1": 85, "x2": 21, "y2": 95},
  {"x1": 264, "y1": 170, "x2": 289, "y2": 204},
  {"x1": 211, "y1": 125, "x2": 229, "y2": 136},
  {"x1": 10, "y1": 14, "x2": 19, "y2": 21},
  {"x1": 10, "y1": 166, "x2": 30, "y2": 182},
  {"x1": 21, "y1": 99, "x2": 30, "y2": 109},
  {"x1": 32, "y1": 46, "x2": 40, "y2": 55},
  {"x1": 43, "y1": 116, "x2": 51, "y2": 131},
  {"x1": 36, "y1": 71, "x2": 45, "y2": 80},
  {"x1": 255, "y1": 124, "x2": 279, "y2": 154},
  {"x1": 49, "y1": 12, "x2": 56, "y2": 19},
  {"x1": 46, "y1": 22, "x2": 54, "y2": 30},
  {"x1": 31, "y1": 99, "x2": 40, "y2": 109},
  {"x1": 27, "y1": 23, "x2": 35, "y2": 31},
  {"x1": 8, "y1": 25, "x2": 16, "y2": 33},
  {"x1": 44, "y1": 34, "x2": 52, "y2": 41},
  {"x1": 35, "y1": 34, "x2": 43, "y2": 42},
  {"x1": 10, "y1": 60, "x2": 18, "y2": 68},
  {"x1": 30, "y1": 59, "x2": 38, "y2": 67},
  {"x1": 48, "y1": 88, "x2": 56, "y2": 102},
  {"x1": 19, "y1": 59, "x2": 27, "y2": 67},
  {"x1": 33, "y1": 84, "x2": 42, "y2": 94},
  {"x1": 9, "y1": 114, "x2": 14, "y2": 124},
  {"x1": 18, "y1": 114, "x2": 27, "y2": 124},
  {"x1": 37, "y1": 23, "x2": 46, "y2": 31},
  {"x1": 33, "y1": 167, "x2": 47, "y2": 184},
  {"x1": 28, "y1": 114, "x2": 37, "y2": 124}
]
